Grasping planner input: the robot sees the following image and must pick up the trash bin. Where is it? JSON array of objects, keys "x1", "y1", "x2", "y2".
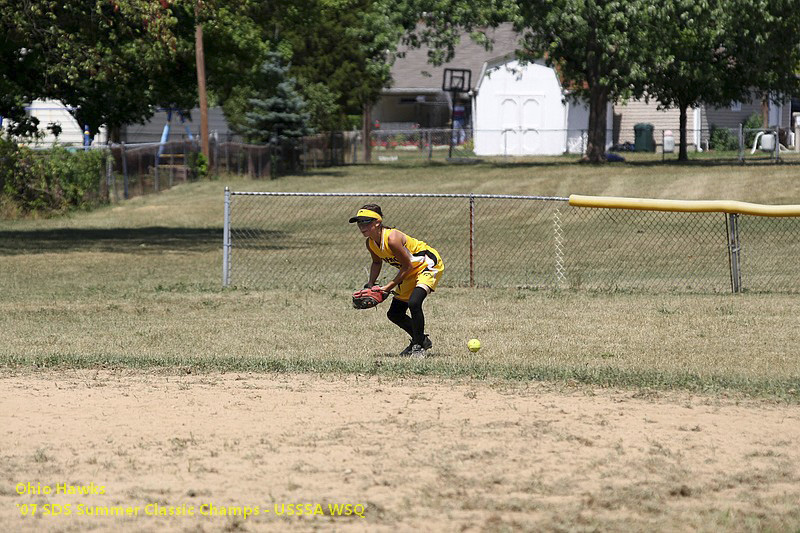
[
  {"x1": 759, "y1": 132, "x2": 775, "y2": 151},
  {"x1": 634, "y1": 123, "x2": 655, "y2": 152},
  {"x1": 663, "y1": 130, "x2": 675, "y2": 153}
]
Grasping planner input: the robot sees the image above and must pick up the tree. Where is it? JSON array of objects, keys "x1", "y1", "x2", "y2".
[
  {"x1": 241, "y1": 52, "x2": 313, "y2": 143},
  {"x1": 0, "y1": 0, "x2": 195, "y2": 138},
  {"x1": 218, "y1": 0, "x2": 408, "y2": 135},
  {"x1": 643, "y1": 1, "x2": 724, "y2": 161},
  {"x1": 398, "y1": 0, "x2": 665, "y2": 162},
  {"x1": 303, "y1": 0, "x2": 411, "y2": 160},
  {"x1": 0, "y1": 0, "x2": 271, "y2": 140},
  {"x1": 515, "y1": 0, "x2": 665, "y2": 162},
  {"x1": 643, "y1": 0, "x2": 800, "y2": 161},
  {"x1": 721, "y1": 0, "x2": 800, "y2": 124},
  {"x1": 0, "y1": 0, "x2": 45, "y2": 137}
]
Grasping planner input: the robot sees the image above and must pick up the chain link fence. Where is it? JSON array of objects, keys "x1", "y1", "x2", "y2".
[
  {"x1": 620, "y1": 127, "x2": 800, "y2": 164},
  {"x1": 100, "y1": 133, "x2": 359, "y2": 201},
  {"x1": 222, "y1": 192, "x2": 800, "y2": 294},
  {"x1": 370, "y1": 129, "x2": 476, "y2": 162},
  {"x1": 92, "y1": 125, "x2": 800, "y2": 205},
  {"x1": 368, "y1": 128, "x2": 594, "y2": 162}
]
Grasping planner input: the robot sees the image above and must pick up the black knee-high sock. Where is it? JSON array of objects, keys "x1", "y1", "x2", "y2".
[
  {"x1": 407, "y1": 287, "x2": 428, "y2": 345},
  {"x1": 386, "y1": 298, "x2": 413, "y2": 337}
]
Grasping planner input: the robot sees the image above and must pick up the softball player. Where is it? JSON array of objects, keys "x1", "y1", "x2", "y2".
[{"x1": 349, "y1": 204, "x2": 444, "y2": 357}]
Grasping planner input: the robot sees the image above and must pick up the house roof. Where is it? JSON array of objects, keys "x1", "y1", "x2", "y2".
[{"x1": 386, "y1": 24, "x2": 521, "y2": 94}]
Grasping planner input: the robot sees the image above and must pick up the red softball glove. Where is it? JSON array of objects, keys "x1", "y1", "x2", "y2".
[{"x1": 352, "y1": 285, "x2": 387, "y2": 309}]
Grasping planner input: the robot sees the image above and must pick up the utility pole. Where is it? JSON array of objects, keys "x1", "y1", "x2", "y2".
[
  {"x1": 195, "y1": 1, "x2": 210, "y2": 160},
  {"x1": 363, "y1": 102, "x2": 372, "y2": 164}
]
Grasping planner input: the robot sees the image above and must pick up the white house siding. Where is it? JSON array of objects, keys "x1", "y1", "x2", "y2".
[
  {"x1": 122, "y1": 107, "x2": 233, "y2": 144},
  {"x1": 562, "y1": 101, "x2": 615, "y2": 154},
  {"x1": 615, "y1": 94, "x2": 791, "y2": 151},
  {"x1": 613, "y1": 99, "x2": 681, "y2": 147},
  {"x1": 565, "y1": 101, "x2": 590, "y2": 154},
  {"x1": 704, "y1": 99, "x2": 791, "y2": 130}
]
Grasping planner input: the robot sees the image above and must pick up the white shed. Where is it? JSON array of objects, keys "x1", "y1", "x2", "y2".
[
  {"x1": 25, "y1": 100, "x2": 108, "y2": 146},
  {"x1": 473, "y1": 57, "x2": 612, "y2": 156}
]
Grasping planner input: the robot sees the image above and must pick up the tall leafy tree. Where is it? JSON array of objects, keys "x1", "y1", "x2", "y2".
[
  {"x1": 220, "y1": 0, "x2": 408, "y2": 133},
  {"x1": 643, "y1": 1, "x2": 724, "y2": 161},
  {"x1": 721, "y1": 0, "x2": 800, "y2": 123},
  {"x1": 0, "y1": 0, "x2": 271, "y2": 140},
  {"x1": 516, "y1": 0, "x2": 665, "y2": 162},
  {"x1": 0, "y1": 0, "x2": 45, "y2": 136},
  {"x1": 201, "y1": 1, "x2": 271, "y2": 109},
  {"x1": 644, "y1": 0, "x2": 800, "y2": 161},
  {"x1": 398, "y1": 0, "x2": 664, "y2": 162},
  {"x1": 0, "y1": 0, "x2": 195, "y2": 138}
]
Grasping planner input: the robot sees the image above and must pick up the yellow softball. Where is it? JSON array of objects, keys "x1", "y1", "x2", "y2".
[{"x1": 467, "y1": 338, "x2": 481, "y2": 352}]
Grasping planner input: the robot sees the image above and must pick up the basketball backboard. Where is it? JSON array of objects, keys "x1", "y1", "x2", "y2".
[{"x1": 442, "y1": 68, "x2": 471, "y2": 93}]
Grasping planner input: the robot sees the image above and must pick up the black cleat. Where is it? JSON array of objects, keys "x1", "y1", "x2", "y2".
[{"x1": 399, "y1": 335, "x2": 432, "y2": 356}]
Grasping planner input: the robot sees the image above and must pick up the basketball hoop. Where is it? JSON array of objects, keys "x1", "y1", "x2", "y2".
[
  {"x1": 442, "y1": 68, "x2": 472, "y2": 93},
  {"x1": 442, "y1": 69, "x2": 472, "y2": 159}
]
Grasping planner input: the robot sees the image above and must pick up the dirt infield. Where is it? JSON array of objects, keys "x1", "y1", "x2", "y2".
[{"x1": 1, "y1": 370, "x2": 799, "y2": 532}]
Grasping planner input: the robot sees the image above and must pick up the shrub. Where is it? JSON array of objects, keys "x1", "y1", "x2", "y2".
[
  {"x1": 46, "y1": 145, "x2": 106, "y2": 209},
  {"x1": 709, "y1": 126, "x2": 738, "y2": 151},
  {"x1": 0, "y1": 139, "x2": 106, "y2": 216},
  {"x1": 186, "y1": 151, "x2": 209, "y2": 180},
  {"x1": 743, "y1": 112, "x2": 764, "y2": 149},
  {"x1": 0, "y1": 138, "x2": 52, "y2": 212}
]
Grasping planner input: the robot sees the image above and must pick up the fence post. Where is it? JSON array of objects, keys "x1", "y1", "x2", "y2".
[
  {"x1": 105, "y1": 150, "x2": 115, "y2": 202},
  {"x1": 774, "y1": 128, "x2": 780, "y2": 163},
  {"x1": 225, "y1": 137, "x2": 230, "y2": 173},
  {"x1": 121, "y1": 142, "x2": 129, "y2": 200},
  {"x1": 266, "y1": 144, "x2": 272, "y2": 178},
  {"x1": 469, "y1": 194, "x2": 475, "y2": 288},
  {"x1": 138, "y1": 151, "x2": 144, "y2": 196},
  {"x1": 213, "y1": 135, "x2": 219, "y2": 173},
  {"x1": 727, "y1": 213, "x2": 742, "y2": 293},
  {"x1": 223, "y1": 187, "x2": 232, "y2": 287},
  {"x1": 738, "y1": 124, "x2": 744, "y2": 164}
]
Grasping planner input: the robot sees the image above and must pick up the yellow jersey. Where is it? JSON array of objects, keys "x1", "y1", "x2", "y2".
[{"x1": 367, "y1": 228, "x2": 443, "y2": 276}]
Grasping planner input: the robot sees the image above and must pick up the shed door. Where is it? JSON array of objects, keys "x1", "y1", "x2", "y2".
[{"x1": 499, "y1": 95, "x2": 543, "y2": 155}]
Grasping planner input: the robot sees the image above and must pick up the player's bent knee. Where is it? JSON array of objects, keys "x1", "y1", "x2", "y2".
[
  {"x1": 387, "y1": 307, "x2": 404, "y2": 323},
  {"x1": 408, "y1": 288, "x2": 427, "y2": 314}
]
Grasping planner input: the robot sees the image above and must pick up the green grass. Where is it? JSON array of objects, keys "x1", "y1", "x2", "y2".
[{"x1": 1, "y1": 164, "x2": 799, "y2": 398}]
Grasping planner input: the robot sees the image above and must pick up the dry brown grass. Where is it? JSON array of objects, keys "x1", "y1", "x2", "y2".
[{"x1": 2, "y1": 169, "x2": 799, "y2": 395}]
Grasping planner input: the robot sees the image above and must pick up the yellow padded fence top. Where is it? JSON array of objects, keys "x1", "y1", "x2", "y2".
[{"x1": 568, "y1": 195, "x2": 800, "y2": 217}]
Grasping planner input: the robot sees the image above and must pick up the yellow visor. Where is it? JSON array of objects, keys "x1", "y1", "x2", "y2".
[{"x1": 348, "y1": 209, "x2": 382, "y2": 223}]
